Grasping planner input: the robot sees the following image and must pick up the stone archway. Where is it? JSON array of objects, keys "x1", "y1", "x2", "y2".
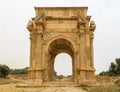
[
  {"x1": 27, "y1": 7, "x2": 96, "y2": 86},
  {"x1": 44, "y1": 38, "x2": 76, "y2": 82}
]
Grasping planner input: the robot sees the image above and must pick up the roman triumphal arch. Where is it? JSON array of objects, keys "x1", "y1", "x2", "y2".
[{"x1": 27, "y1": 7, "x2": 96, "y2": 85}]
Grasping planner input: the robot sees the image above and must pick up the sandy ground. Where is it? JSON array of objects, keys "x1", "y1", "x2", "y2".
[
  {"x1": 0, "y1": 78, "x2": 87, "y2": 92},
  {"x1": 0, "y1": 84, "x2": 86, "y2": 92},
  {"x1": 0, "y1": 77, "x2": 119, "y2": 92}
]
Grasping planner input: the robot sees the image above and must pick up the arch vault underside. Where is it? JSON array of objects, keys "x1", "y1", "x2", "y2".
[
  {"x1": 46, "y1": 38, "x2": 74, "y2": 81},
  {"x1": 27, "y1": 7, "x2": 96, "y2": 85}
]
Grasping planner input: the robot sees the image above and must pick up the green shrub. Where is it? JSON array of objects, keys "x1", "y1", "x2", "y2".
[
  {"x1": 10, "y1": 67, "x2": 28, "y2": 74},
  {"x1": 0, "y1": 64, "x2": 10, "y2": 78}
]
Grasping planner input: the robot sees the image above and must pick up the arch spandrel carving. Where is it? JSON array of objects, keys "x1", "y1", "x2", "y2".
[{"x1": 27, "y1": 7, "x2": 96, "y2": 85}]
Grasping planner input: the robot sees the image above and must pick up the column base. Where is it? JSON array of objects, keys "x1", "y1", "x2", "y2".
[
  {"x1": 26, "y1": 79, "x2": 43, "y2": 86},
  {"x1": 79, "y1": 79, "x2": 97, "y2": 85}
]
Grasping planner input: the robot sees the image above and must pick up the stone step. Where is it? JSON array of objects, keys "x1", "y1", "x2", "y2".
[
  {"x1": 41, "y1": 82, "x2": 79, "y2": 87},
  {"x1": 17, "y1": 82, "x2": 80, "y2": 88}
]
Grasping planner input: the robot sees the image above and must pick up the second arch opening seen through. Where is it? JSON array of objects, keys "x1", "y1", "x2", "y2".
[{"x1": 54, "y1": 53, "x2": 72, "y2": 76}]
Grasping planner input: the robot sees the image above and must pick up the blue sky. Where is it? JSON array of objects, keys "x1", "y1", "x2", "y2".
[{"x1": 0, "y1": 0, "x2": 120, "y2": 75}]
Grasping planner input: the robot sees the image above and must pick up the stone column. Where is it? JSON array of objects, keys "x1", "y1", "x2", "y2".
[
  {"x1": 31, "y1": 33, "x2": 37, "y2": 68},
  {"x1": 45, "y1": 53, "x2": 50, "y2": 81},
  {"x1": 36, "y1": 31, "x2": 42, "y2": 67},
  {"x1": 28, "y1": 33, "x2": 37, "y2": 79},
  {"x1": 42, "y1": 43, "x2": 46, "y2": 68},
  {"x1": 78, "y1": 23, "x2": 87, "y2": 83},
  {"x1": 34, "y1": 30, "x2": 44, "y2": 84},
  {"x1": 90, "y1": 32, "x2": 94, "y2": 68},
  {"x1": 28, "y1": 28, "x2": 44, "y2": 85},
  {"x1": 73, "y1": 52, "x2": 79, "y2": 82},
  {"x1": 86, "y1": 32, "x2": 91, "y2": 68},
  {"x1": 42, "y1": 43, "x2": 49, "y2": 82},
  {"x1": 29, "y1": 33, "x2": 33, "y2": 68},
  {"x1": 79, "y1": 31, "x2": 86, "y2": 68}
]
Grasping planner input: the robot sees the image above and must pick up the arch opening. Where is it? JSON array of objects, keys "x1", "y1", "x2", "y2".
[
  {"x1": 46, "y1": 38, "x2": 75, "y2": 81},
  {"x1": 54, "y1": 53, "x2": 72, "y2": 76}
]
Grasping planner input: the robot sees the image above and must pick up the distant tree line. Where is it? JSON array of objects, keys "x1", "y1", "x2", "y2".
[
  {"x1": 10, "y1": 67, "x2": 28, "y2": 74},
  {"x1": 0, "y1": 64, "x2": 28, "y2": 78},
  {"x1": 99, "y1": 58, "x2": 120, "y2": 76}
]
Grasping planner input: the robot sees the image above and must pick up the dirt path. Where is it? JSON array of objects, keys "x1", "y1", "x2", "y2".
[{"x1": 0, "y1": 84, "x2": 86, "y2": 92}]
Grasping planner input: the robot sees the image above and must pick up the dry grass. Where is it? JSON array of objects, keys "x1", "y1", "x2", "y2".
[
  {"x1": 0, "y1": 78, "x2": 120, "y2": 92},
  {"x1": 0, "y1": 78, "x2": 23, "y2": 85},
  {"x1": 88, "y1": 84, "x2": 120, "y2": 92}
]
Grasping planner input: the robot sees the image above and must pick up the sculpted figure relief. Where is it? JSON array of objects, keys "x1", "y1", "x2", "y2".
[{"x1": 90, "y1": 20, "x2": 96, "y2": 29}]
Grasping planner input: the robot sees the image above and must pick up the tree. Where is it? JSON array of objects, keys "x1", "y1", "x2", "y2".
[
  {"x1": 109, "y1": 62, "x2": 117, "y2": 76},
  {"x1": 99, "y1": 71, "x2": 109, "y2": 76},
  {"x1": 99, "y1": 57, "x2": 120, "y2": 76},
  {"x1": 0, "y1": 64, "x2": 10, "y2": 78},
  {"x1": 115, "y1": 58, "x2": 120, "y2": 75}
]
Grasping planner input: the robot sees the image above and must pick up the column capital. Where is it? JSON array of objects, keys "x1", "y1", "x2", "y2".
[{"x1": 74, "y1": 52, "x2": 79, "y2": 55}]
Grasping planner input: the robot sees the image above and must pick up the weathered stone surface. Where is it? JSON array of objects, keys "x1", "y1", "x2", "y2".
[{"x1": 27, "y1": 7, "x2": 96, "y2": 85}]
